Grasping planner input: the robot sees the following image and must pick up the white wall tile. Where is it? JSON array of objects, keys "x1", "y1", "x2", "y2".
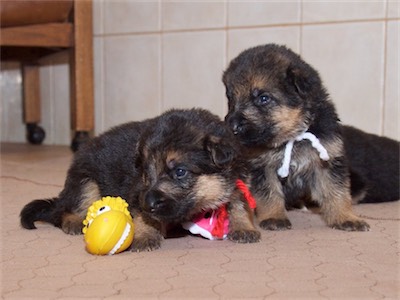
[
  {"x1": 383, "y1": 21, "x2": 399, "y2": 140},
  {"x1": 388, "y1": 0, "x2": 400, "y2": 18},
  {"x1": 39, "y1": 52, "x2": 70, "y2": 145},
  {"x1": 51, "y1": 59, "x2": 70, "y2": 145},
  {"x1": 162, "y1": 31, "x2": 226, "y2": 118},
  {"x1": 104, "y1": 0, "x2": 160, "y2": 34},
  {"x1": 302, "y1": 22, "x2": 385, "y2": 135},
  {"x1": 93, "y1": 0, "x2": 104, "y2": 36},
  {"x1": 103, "y1": 35, "x2": 161, "y2": 129},
  {"x1": 0, "y1": 63, "x2": 24, "y2": 142},
  {"x1": 228, "y1": 0, "x2": 300, "y2": 27},
  {"x1": 162, "y1": 1, "x2": 225, "y2": 31},
  {"x1": 302, "y1": 1, "x2": 386, "y2": 23},
  {"x1": 227, "y1": 26, "x2": 300, "y2": 63}
]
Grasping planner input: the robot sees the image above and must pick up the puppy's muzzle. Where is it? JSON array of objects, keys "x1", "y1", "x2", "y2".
[
  {"x1": 143, "y1": 190, "x2": 167, "y2": 213},
  {"x1": 225, "y1": 113, "x2": 245, "y2": 135}
]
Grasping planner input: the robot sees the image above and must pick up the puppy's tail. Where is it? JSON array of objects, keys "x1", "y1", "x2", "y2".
[{"x1": 20, "y1": 198, "x2": 61, "y2": 229}]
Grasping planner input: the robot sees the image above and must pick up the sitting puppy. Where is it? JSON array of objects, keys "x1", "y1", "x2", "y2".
[
  {"x1": 20, "y1": 109, "x2": 260, "y2": 251},
  {"x1": 222, "y1": 43, "x2": 382, "y2": 231}
]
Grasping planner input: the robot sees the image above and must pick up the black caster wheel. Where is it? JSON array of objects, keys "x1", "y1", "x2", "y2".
[
  {"x1": 26, "y1": 123, "x2": 45, "y2": 145},
  {"x1": 71, "y1": 131, "x2": 90, "y2": 152}
]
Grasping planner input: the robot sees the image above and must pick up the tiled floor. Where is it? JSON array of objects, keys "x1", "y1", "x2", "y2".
[{"x1": 1, "y1": 143, "x2": 399, "y2": 299}]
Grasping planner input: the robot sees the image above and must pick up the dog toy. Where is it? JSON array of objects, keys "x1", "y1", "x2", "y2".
[
  {"x1": 278, "y1": 131, "x2": 330, "y2": 178},
  {"x1": 182, "y1": 179, "x2": 256, "y2": 240},
  {"x1": 82, "y1": 196, "x2": 134, "y2": 255}
]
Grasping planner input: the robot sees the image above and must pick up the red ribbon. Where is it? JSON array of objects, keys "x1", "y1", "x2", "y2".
[
  {"x1": 210, "y1": 204, "x2": 228, "y2": 239},
  {"x1": 236, "y1": 179, "x2": 257, "y2": 209},
  {"x1": 209, "y1": 179, "x2": 256, "y2": 239}
]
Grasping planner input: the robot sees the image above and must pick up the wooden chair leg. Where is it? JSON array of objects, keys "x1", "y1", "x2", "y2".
[
  {"x1": 22, "y1": 64, "x2": 45, "y2": 144},
  {"x1": 23, "y1": 64, "x2": 40, "y2": 124},
  {"x1": 69, "y1": 0, "x2": 94, "y2": 151}
]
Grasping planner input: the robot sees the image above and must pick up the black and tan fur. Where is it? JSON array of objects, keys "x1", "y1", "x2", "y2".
[
  {"x1": 342, "y1": 126, "x2": 399, "y2": 204},
  {"x1": 222, "y1": 44, "x2": 394, "y2": 231},
  {"x1": 20, "y1": 109, "x2": 260, "y2": 251}
]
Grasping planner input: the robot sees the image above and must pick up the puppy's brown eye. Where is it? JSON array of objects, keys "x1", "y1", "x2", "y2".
[
  {"x1": 256, "y1": 95, "x2": 270, "y2": 106},
  {"x1": 175, "y1": 168, "x2": 187, "y2": 179}
]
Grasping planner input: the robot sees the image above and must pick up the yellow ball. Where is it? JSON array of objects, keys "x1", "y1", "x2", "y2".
[{"x1": 84, "y1": 210, "x2": 134, "y2": 255}]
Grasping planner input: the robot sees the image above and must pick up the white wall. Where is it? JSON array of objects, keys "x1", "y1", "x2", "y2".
[{"x1": 1, "y1": 0, "x2": 399, "y2": 144}]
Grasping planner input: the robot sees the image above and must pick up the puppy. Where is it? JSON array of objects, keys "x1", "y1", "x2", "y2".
[
  {"x1": 223, "y1": 44, "x2": 374, "y2": 231},
  {"x1": 342, "y1": 126, "x2": 399, "y2": 204},
  {"x1": 20, "y1": 108, "x2": 260, "y2": 251}
]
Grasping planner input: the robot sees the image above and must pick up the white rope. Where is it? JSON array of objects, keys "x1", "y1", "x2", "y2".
[
  {"x1": 277, "y1": 131, "x2": 330, "y2": 178},
  {"x1": 277, "y1": 139, "x2": 294, "y2": 178}
]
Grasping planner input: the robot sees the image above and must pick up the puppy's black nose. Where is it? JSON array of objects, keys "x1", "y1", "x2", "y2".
[
  {"x1": 228, "y1": 118, "x2": 244, "y2": 135},
  {"x1": 144, "y1": 191, "x2": 165, "y2": 213},
  {"x1": 231, "y1": 122, "x2": 242, "y2": 135},
  {"x1": 225, "y1": 113, "x2": 244, "y2": 135}
]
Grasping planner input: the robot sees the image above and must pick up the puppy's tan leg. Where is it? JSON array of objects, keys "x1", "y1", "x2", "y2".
[
  {"x1": 129, "y1": 213, "x2": 164, "y2": 252},
  {"x1": 313, "y1": 170, "x2": 369, "y2": 231},
  {"x1": 61, "y1": 180, "x2": 101, "y2": 235},
  {"x1": 255, "y1": 178, "x2": 292, "y2": 230},
  {"x1": 227, "y1": 191, "x2": 261, "y2": 243},
  {"x1": 257, "y1": 197, "x2": 292, "y2": 230},
  {"x1": 62, "y1": 213, "x2": 85, "y2": 235}
]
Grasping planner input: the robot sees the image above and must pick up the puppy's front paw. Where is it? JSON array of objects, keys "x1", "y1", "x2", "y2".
[
  {"x1": 331, "y1": 220, "x2": 370, "y2": 232},
  {"x1": 228, "y1": 229, "x2": 261, "y2": 243},
  {"x1": 129, "y1": 234, "x2": 163, "y2": 252},
  {"x1": 259, "y1": 218, "x2": 292, "y2": 231}
]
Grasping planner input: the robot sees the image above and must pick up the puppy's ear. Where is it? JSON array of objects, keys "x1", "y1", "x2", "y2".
[
  {"x1": 286, "y1": 64, "x2": 314, "y2": 97},
  {"x1": 205, "y1": 135, "x2": 237, "y2": 168}
]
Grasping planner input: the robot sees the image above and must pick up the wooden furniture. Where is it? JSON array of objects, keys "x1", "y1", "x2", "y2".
[{"x1": 0, "y1": 0, "x2": 94, "y2": 151}]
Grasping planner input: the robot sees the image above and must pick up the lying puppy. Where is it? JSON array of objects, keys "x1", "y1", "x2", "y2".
[
  {"x1": 342, "y1": 126, "x2": 399, "y2": 204},
  {"x1": 222, "y1": 43, "x2": 385, "y2": 231},
  {"x1": 20, "y1": 108, "x2": 260, "y2": 251}
]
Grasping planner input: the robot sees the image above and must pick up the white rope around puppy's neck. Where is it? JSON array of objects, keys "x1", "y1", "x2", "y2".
[{"x1": 277, "y1": 131, "x2": 330, "y2": 178}]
